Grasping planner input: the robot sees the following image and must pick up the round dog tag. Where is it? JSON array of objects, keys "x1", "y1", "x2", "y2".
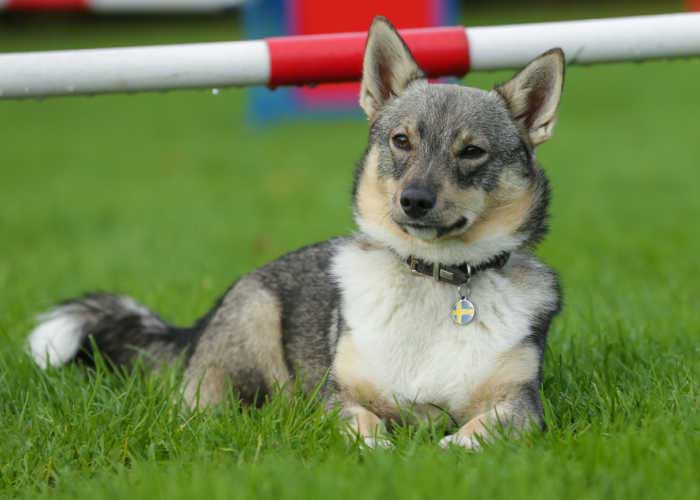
[{"x1": 451, "y1": 297, "x2": 476, "y2": 326}]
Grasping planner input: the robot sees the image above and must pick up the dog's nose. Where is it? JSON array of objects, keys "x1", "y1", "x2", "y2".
[{"x1": 400, "y1": 187, "x2": 436, "y2": 219}]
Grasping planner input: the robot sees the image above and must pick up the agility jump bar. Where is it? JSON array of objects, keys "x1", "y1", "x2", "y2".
[{"x1": 1, "y1": 13, "x2": 699, "y2": 100}]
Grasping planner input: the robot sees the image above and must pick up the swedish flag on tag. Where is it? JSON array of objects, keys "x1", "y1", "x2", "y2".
[{"x1": 451, "y1": 298, "x2": 476, "y2": 326}]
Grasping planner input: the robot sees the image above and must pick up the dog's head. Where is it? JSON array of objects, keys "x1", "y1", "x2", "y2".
[{"x1": 353, "y1": 17, "x2": 565, "y2": 264}]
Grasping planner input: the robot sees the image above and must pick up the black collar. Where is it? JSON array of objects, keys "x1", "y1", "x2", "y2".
[{"x1": 406, "y1": 252, "x2": 510, "y2": 286}]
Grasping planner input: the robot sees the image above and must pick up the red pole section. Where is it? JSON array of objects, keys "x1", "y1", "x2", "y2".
[{"x1": 266, "y1": 26, "x2": 470, "y2": 88}]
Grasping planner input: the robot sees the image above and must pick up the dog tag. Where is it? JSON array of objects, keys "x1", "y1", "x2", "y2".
[{"x1": 451, "y1": 297, "x2": 476, "y2": 326}]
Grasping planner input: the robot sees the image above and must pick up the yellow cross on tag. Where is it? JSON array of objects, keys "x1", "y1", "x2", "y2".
[{"x1": 451, "y1": 298, "x2": 475, "y2": 325}]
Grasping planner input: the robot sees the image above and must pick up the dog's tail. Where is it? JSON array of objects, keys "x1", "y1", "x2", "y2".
[{"x1": 27, "y1": 293, "x2": 193, "y2": 370}]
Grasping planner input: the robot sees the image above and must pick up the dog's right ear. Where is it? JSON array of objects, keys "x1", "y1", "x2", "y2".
[{"x1": 360, "y1": 17, "x2": 425, "y2": 121}]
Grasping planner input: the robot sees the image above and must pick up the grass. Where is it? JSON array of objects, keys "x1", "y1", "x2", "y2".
[{"x1": 1, "y1": 5, "x2": 699, "y2": 499}]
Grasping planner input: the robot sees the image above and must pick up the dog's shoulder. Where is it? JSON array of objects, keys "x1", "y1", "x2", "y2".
[
  {"x1": 503, "y1": 251, "x2": 562, "y2": 349},
  {"x1": 504, "y1": 251, "x2": 561, "y2": 312}
]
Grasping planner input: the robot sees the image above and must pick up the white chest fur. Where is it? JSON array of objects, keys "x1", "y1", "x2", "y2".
[{"x1": 332, "y1": 241, "x2": 550, "y2": 414}]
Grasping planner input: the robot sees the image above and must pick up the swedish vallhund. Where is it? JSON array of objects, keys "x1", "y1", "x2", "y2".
[{"x1": 28, "y1": 17, "x2": 564, "y2": 450}]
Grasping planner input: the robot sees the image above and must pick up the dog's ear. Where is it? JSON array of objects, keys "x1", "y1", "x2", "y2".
[
  {"x1": 496, "y1": 49, "x2": 565, "y2": 147},
  {"x1": 360, "y1": 17, "x2": 425, "y2": 121}
]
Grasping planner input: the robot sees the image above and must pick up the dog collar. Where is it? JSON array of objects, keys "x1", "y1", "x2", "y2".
[{"x1": 406, "y1": 252, "x2": 510, "y2": 286}]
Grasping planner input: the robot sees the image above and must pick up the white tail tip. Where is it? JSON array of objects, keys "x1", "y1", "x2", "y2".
[{"x1": 27, "y1": 310, "x2": 85, "y2": 368}]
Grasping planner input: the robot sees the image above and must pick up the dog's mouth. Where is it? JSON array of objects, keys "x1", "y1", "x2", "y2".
[{"x1": 399, "y1": 217, "x2": 468, "y2": 240}]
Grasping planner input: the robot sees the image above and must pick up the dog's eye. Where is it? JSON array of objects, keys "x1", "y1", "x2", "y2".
[
  {"x1": 391, "y1": 134, "x2": 411, "y2": 151},
  {"x1": 458, "y1": 145, "x2": 486, "y2": 160}
]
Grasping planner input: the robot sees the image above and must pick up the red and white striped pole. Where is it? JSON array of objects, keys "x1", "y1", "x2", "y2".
[{"x1": 1, "y1": 13, "x2": 699, "y2": 100}]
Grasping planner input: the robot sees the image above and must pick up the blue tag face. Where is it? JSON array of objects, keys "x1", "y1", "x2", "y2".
[{"x1": 451, "y1": 298, "x2": 476, "y2": 325}]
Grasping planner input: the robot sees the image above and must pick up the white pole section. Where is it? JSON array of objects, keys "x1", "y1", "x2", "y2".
[
  {"x1": 0, "y1": 41, "x2": 270, "y2": 99},
  {"x1": 468, "y1": 13, "x2": 700, "y2": 70},
  {"x1": 89, "y1": 0, "x2": 246, "y2": 13},
  {"x1": 0, "y1": 0, "x2": 245, "y2": 12}
]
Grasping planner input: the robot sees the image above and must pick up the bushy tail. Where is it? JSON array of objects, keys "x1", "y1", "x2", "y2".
[{"x1": 27, "y1": 293, "x2": 192, "y2": 370}]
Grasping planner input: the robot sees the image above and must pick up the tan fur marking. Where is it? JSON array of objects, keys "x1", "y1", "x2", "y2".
[
  {"x1": 232, "y1": 280, "x2": 290, "y2": 387},
  {"x1": 333, "y1": 336, "x2": 390, "y2": 440},
  {"x1": 458, "y1": 344, "x2": 539, "y2": 421},
  {"x1": 390, "y1": 120, "x2": 418, "y2": 143},
  {"x1": 440, "y1": 183, "x2": 487, "y2": 230},
  {"x1": 458, "y1": 412, "x2": 492, "y2": 437},
  {"x1": 356, "y1": 148, "x2": 407, "y2": 242},
  {"x1": 449, "y1": 130, "x2": 489, "y2": 157},
  {"x1": 452, "y1": 403, "x2": 515, "y2": 443},
  {"x1": 344, "y1": 405, "x2": 385, "y2": 438},
  {"x1": 183, "y1": 277, "x2": 290, "y2": 409},
  {"x1": 183, "y1": 366, "x2": 229, "y2": 409},
  {"x1": 334, "y1": 336, "x2": 386, "y2": 406},
  {"x1": 460, "y1": 179, "x2": 540, "y2": 245}
]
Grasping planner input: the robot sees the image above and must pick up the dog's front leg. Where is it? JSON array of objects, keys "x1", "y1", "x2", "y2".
[
  {"x1": 340, "y1": 404, "x2": 392, "y2": 448},
  {"x1": 439, "y1": 386, "x2": 543, "y2": 451}
]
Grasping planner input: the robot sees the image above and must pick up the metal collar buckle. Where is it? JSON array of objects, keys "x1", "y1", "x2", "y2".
[
  {"x1": 409, "y1": 256, "x2": 464, "y2": 284},
  {"x1": 408, "y1": 255, "x2": 420, "y2": 275}
]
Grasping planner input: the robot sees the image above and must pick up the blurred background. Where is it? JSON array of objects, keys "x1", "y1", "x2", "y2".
[{"x1": 0, "y1": 0, "x2": 698, "y2": 331}]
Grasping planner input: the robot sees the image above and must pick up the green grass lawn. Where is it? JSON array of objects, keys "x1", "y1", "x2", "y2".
[{"x1": 1, "y1": 6, "x2": 699, "y2": 499}]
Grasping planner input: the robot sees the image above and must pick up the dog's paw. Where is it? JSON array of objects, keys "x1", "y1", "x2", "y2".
[
  {"x1": 439, "y1": 433, "x2": 482, "y2": 452},
  {"x1": 362, "y1": 436, "x2": 394, "y2": 449}
]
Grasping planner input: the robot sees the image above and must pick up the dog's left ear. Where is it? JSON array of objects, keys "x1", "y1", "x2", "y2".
[
  {"x1": 360, "y1": 17, "x2": 425, "y2": 121},
  {"x1": 496, "y1": 48, "x2": 565, "y2": 147}
]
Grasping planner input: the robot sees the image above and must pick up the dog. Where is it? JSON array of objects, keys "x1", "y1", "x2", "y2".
[{"x1": 27, "y1": 17, "x2": 564, "y2": 450}]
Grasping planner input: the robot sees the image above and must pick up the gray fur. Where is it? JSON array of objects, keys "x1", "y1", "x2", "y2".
[{"x1": 184, "y1": 240, "x2": 344, "y2": 405}]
